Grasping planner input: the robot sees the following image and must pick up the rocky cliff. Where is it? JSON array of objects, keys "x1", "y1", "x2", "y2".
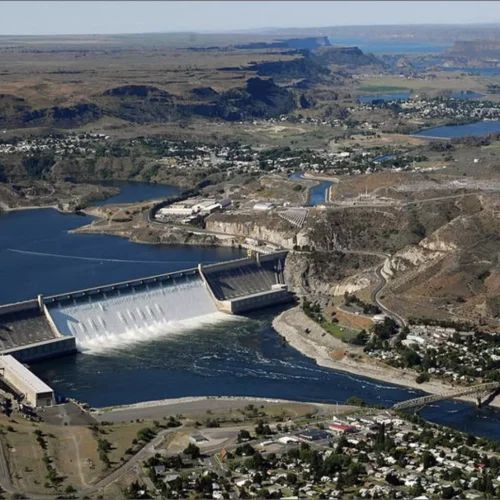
[
  {"x1": 205, "y1": 213, "x2": 309, "y2": 248},
  {"x1": 315, "y1": 46, "x2": 384, "y2": 66},
  {"x1": 284, "y1": 251, "x2": 379, "y2": 304},
  {"x1": 446, "y1": 40, "x2": 500, "y2": 58}
]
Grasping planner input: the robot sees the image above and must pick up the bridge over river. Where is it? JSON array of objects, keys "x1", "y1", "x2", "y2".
[{"x1": 393, "y1": 381, "x2": 500, "y2": 412}]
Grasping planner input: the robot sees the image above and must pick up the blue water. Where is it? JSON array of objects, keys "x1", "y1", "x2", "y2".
[
  {"x1": 308, "y1": 181, "x2": 332, "y2": 206},
  {"x1": 3, "y1": 200, "x2": 500, "y2": 440},
  {"x1": 328, "y1": 38, "x2": 450, "y2": 54},
  {"x1": 374, "y1": 154, "x2": 397, "y2": 164},
  {"x1": 451, "y1": 91, "x2": 484, "y2": 99},
  {"x1": 29, "y1": 305, "x2": 500, "y2": 440},
  {"x1": 290, "y1": 172, "x2": 332, "y2": 206},
  {"x1": 413, "y1": 120, "x2": 500, "y2": 139},
  {"x1": 442, "y1": 67, "x2": 500, "y2": 76},
  {"x1": 0, "y1": 209, "x2": 243, "y2": 304},
  {"x1": 359, "y1": 92, "x2": 483, "y2": 104},
  {"x1": 93, "y1": 180, "x2": 179, "y2": 206}
]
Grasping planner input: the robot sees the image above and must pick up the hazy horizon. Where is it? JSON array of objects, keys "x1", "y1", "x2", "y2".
[{"x1": 2, "y1": 1, "x2": 500, "y2": 36}]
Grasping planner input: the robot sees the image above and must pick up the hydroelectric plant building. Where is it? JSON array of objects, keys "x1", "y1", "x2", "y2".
[{"x1": 0, "y1": 355, "x2": 54, "y2": 407}]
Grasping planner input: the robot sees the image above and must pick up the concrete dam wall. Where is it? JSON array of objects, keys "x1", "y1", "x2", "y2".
[
  {"x1": 0, "y1": 300, "x2": 76, "y2": 362},
  {"x1": 47, "y1": 272, "x2": 222, "y2": 350},
  {"x1": 0, "y1": 251, "x2": 293, "y2": 355}
]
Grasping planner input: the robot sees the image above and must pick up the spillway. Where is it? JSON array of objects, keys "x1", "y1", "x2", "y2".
[{"x1": 47, "y1": 275, "x2": 225, "y2": 350}]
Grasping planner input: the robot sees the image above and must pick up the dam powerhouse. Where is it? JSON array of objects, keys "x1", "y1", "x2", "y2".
[{"x1": 0, "y1": 251, "x2": 292, "y2": 407}]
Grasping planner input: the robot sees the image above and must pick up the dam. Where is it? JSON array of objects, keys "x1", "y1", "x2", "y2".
[{"x1": 0, "y1": 251, "x2": 292, "y2": 403}]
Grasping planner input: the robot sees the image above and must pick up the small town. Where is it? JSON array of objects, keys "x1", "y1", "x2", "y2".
[
  {"x1": 131, "y1": 407, "x2": 500, "y2": 499},
  {"x1": 364, "y1": 322, "x2": 500, "y2": 386}
]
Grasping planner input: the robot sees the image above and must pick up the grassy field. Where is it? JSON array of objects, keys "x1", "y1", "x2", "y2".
[
  {"x1": 0, "y1": 416, "x2": 103, "y2": 495},
  {"x1": 319, "y1": 320, "x2": 359, "y2": 341},
  {"x1": 356, "y1": 74, "x2": 490, "y2": 95}
]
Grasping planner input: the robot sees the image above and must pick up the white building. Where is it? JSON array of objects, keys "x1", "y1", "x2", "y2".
[
  {"x1": 0, "y1": 355, "x2": 54, "y2": 407},
  {"x1": 253, "y1": 202, "x2": 275, "y2": 211}
]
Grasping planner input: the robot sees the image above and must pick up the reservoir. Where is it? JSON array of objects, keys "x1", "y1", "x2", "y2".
[
  {"x1": 413, "y1": 120, "x2": 500, "y2": 139},
  {"x1": 0, "y1": 209, "x2": 243, "y2": 304},
  {"x1": 93, "y1": 180, "x2": 179, "y2": 206},
  {"x1": 2, "y1": 197, "x2": 500, "y2": 440}
]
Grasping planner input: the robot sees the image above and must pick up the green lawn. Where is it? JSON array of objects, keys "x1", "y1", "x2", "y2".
[
  {"x1": 319, "y1": 321, "x2": 358, "y2": 342},
  {"x1": 483, "y1": 141, "x2": 500, "y2": 150},
  {"x1": 357, "y1": 85, "x2": 410, "y2": 93}
]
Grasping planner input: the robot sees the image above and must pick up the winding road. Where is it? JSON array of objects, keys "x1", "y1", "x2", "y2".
[{"x1": 345, "y1": 249, "x2": 407, "y2": 328}]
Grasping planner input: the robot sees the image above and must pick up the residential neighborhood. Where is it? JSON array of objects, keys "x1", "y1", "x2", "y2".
[{"x1": 134, "y1": 409, "x2": 500, "y2": 499}]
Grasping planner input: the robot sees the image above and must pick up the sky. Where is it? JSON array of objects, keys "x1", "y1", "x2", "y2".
[{"x1": 2, "y1": 1, "x2": 500, "y2": 36}]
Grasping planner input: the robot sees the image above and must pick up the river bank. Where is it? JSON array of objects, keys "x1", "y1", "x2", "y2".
[
  {"x1": 273, "y1": 307, "x2": 500, "y2": 410},
  {"x1": 91, "y1": 395, "x2": 343, "y2": 423},
  {"x1": 71, "y1": 216, "x2": 239, "y2": 248}
]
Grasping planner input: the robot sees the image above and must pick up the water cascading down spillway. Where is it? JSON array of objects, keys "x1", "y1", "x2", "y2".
[{"x1": 47, "y1": 274, "x2": 223, "y2": 350}]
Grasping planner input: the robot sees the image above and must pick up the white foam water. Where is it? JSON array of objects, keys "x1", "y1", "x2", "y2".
[{"x1": 47, "y1": 276, "x2": 229, "y2": 352}]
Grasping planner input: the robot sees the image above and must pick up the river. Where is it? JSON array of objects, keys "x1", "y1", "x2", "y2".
[{"x1": 3, "y1": 184, "x2": 500, "y2": 439}]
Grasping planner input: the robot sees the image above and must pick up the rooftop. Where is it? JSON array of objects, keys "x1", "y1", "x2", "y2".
[{"x1": 0, "y1": 355, "x2": 53, "y2": 395}]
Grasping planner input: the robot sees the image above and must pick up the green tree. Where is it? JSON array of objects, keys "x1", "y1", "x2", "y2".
[
  {"x1": 345, "y1": 396, "x2": 366, "y2": 407},
  {"x1": 409, "y1": 478, "x2": 424, "y2": 497},
  {"x1": 422, "y1": 450, "x2": 436, "y2": 470},
  {"x1": 183, "y1": 442, "x2": 201, "y2": 459},
  {"x1": 237, "y1": 429, "x2": 252, "y2": 442}
]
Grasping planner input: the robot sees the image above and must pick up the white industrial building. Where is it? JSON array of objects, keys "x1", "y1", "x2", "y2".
[
  {"x1": 156, "y1": 198, "x2": 225, "y2": 219},
  {"x1": 253, "y1": 202, "x2": 275, "y2": 211},
  {"x1": 0, "y1": 355, "x2": 54, "y2": 407}
]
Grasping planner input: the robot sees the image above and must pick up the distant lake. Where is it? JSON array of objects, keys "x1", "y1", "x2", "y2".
[
  {"x1": 413, "y1": 120, "x2": 500, "y2": 139},
  {"x1": 93, "y1": 180, "x2": 179, "y2": 206},
  {"x1": 441, "y1": 67, "x2": 500, "y2": 76},
  {"x1": 359, "y1": 91, "x2": 483, "y2": 104},
  {"x1": 328, "y1": 38, "x2": 450, "y2": 54}
]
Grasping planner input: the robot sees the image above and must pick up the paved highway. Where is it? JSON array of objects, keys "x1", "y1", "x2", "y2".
[{"x1": 345, "y1": 249, "x2": 407, "y2": 328}]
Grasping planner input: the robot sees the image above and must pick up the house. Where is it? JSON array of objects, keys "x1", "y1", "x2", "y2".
[
  {"x1": 152, "y1": 465, "x2": 166, "y2": 475},
  {"x1": 329, "y1": 423, "x2": 357, "y2": 435},
  {"x1": 297, "y1": 429, "x2": 330, "y2": 441}
]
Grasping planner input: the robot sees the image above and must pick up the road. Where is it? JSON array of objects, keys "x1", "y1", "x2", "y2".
[
  {"x1": 345, "y1": 249, "x2": 407, "y2": 328},
  {"x1": 83, "y1": 426, "x2": 181, "y2": 496},
  {"x1": 328, "y1": 191, "x2": 490, "y2": 211},
  {"x1": 372, "y1": 261, "x2": 407, "y2": 328}
]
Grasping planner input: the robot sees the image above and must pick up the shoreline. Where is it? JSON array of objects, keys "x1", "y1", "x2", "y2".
[
  {"x1": 272, "y1": 307, "x2": 500, "y2": 410},
  {"x1": 0, "y1": 204, "x2": 69, "y2": 214},
  {"x1": 91, "y1": 395, "x2": 341, "y2": 424},
  {"x1": 93, "y1": 395, "x2": 325, "y2": 414}
]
